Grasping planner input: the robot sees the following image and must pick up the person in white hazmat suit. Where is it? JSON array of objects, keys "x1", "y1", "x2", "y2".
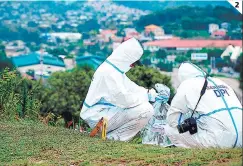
[
  {"x1": 80, "y1": 38, "x2": 158, "y2": 141},
  {"x1": 165, "y1": 62, "x2": 242, "y2": 148}
]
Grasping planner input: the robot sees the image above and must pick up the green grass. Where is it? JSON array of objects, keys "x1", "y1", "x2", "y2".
[{"x1": 0, "y1": 121, "x2": 242, "y2": 166}]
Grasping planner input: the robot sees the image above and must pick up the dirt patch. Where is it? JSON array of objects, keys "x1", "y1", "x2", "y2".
[
  {"x1": 39, "y1": 147, "x2": 63, "y2": 160},
  {"x1": 208, "y1": 158, "x2": 237, "y2": 165},
  {"x1": 28, "y1": 158, "x2": 48, "y2": 165},
  {"x1": 69, "y1": 160, "x2": 84, "y2": 166}
]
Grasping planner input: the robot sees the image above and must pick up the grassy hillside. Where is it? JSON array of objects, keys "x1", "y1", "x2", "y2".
[{"x1": 0, "y1": 121, "x2": 242, "y2": 166}]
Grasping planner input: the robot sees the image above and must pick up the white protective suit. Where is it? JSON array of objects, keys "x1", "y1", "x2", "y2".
[
  {"x1": 165, "y1": 62, "x2": 242, "y2": 148},
  {"x1": 80, "y1": 38, "x2": 154, "y2": 141}
]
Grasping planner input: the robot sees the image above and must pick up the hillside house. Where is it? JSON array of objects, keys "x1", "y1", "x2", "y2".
[
  {"x1": 144, "y1": 24, "x2": 165, "y2": 37},
  {"x1": 208, "y1": 23, "x2": 219, "y2": 34},
  {"x1": 124, "y1": 28, "x2": 140, "y2": 39},
  {"x1": 5, "y1": 40, "x2": 29, "y2": 57},
  {"x1": 221, "y1": 22, "x2": 231, "y2": 30},
  {"x1": 211, "y1": 29, "x2": 227, "y2": 39},
  {"x1": 11, "y1": 52, "x2": 65, "y2": 78},
  {"x1": 41, "y1": 33, "x2": 82, "y2": 42},
  {"x1": 98, "y1": 29, "x2": 117, "y2": 42}
]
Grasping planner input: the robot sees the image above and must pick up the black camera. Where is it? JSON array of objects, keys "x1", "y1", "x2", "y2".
[{"x1": 177, "y1": 117, "x2": 197, "y2": 135}]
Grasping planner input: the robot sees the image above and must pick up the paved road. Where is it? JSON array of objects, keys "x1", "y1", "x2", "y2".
[
  {"x1": 161, "y1": 68, "x2": 242, "y2": 104},
  {"x1": 219, "y1": 77, "x2": 242, "y2": 103}
]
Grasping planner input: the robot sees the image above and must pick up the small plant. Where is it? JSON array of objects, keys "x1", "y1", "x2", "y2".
[{"x1": 0, "y1": 68, "x2": 41, "y2": 121}]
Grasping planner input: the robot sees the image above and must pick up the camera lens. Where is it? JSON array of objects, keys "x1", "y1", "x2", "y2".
[
  {"x1": 177, "y1": 118, "x2": 198, "y2": 135},
  {"x1": 177, "y1": 120, "x2": 190, "y2": 134},
  {"x1": 177, "y1": 123, "x2": 186, "y2": 133}
]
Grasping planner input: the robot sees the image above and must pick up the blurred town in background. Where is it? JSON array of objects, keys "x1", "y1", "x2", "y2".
[{"x1": 0, "y1": 1, "x2": 242, "y2": 101}]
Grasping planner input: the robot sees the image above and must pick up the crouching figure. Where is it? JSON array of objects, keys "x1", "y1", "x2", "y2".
[
  {"x1": 80, "y1": 38, "x2": 159, "y2": 141},
  {"x1": 164, "y1": 62, "x2": 242, "y2": 148}
]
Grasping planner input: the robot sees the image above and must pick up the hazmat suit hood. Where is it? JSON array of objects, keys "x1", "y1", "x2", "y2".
[
  {"x1": 178, "y1": 62, "x2": 206, "y2": 84},
  {"x1": 107, "y1": 37, "x2": 144, "y2": 73}
]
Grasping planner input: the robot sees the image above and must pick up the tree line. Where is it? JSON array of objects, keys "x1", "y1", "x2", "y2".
[
  {"x1": 0, "y1": 64, "x2": 174, "y2": 127},
  {"x1": 136, "y1": 5, "x2": 242, "y2": 38}
]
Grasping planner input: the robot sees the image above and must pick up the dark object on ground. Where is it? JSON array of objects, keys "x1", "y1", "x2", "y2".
[{"x1": 62, "y1": 111, "x2": 73, "y2": 128}]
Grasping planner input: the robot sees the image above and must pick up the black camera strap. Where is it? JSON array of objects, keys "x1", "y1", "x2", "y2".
[{"x1": 191, "y1": 74, "x2": 208, "y2": 118}]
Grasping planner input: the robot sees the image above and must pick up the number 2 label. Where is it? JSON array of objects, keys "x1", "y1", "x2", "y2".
[
  {"x1": 227, "y1": 0, "x2": 242, "y2": 14},
  {"x1": 235, "y1": 2, "x2": 239, "y2": 8}
]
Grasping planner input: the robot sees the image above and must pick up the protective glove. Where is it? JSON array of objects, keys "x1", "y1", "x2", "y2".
[
  {"x1": 148, "y1": 88, "x2": 158, "y2": 102},
  {"x1": 154, "y1": 83, "x2": 170, "y2": 103}
]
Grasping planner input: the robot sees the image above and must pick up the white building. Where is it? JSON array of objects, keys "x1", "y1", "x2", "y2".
[
  {"x1": 221, "y1": 22, "x2": 231, "y2": 30},
  {"x1": 5, "y1": 40, "x2": 29, "y2": 57},
  {"x1": 231, "y1": 46, "x2": 242, "y2": 61},
  {"x1": 208, "y1": 23, "x2": 219, "y2": 34},
  {"x1": 221, "y1": 45, "x2": 242, "y2": 62},
  {"x1": 41, "y1": 33, "x2": 82, "y2": 42},
  {"x1": 154, "y1": 35, "x2": 174, "y2": 40}
]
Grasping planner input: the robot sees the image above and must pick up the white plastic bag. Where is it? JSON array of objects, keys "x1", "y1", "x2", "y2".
[{"x1": 141, "y1": 83, "x2": 173, "y2": 147}]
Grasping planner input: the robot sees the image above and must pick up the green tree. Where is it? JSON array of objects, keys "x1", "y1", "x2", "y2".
[
  {"x1": 141, "y1": 58, "x2": 152, "y2": 66},
  {"x1": 175, "y1": 55, "x2": 189, "y2": 63},
  {"x1": 241, "y1": 65, "x2": 243, "y2": 90},
  {"x1": 156, "y1": 49, "x2": 167, "y2": 61},
  {"x1": 0, "y1": 43, "x2": 13, "y2": 71},
  {"x1": 140, "y1": 50, "x2": 152, "y2": 66},
  {"x1": 181, "y1": 17, "x2": 192, "y2": 30},
  {"x1": 234, "y1": 53, "x2": 242, "y2": 73},
  {"x1": 116, "y1": 29, "x2": 125, "y2": 37},
  {"x1": 39, "y1": 67, "x2": 94, "y2": 119},
  {"x1": 0, "y1": 42, "x2": 6, "y2": 59},
  {"x1": 234, "y1": 54, "x2": 242, "y2": 89},
  {"x1": 81, "y1": 32, "x2": 90, "y2": 40},
  {"x1": 157, "y1": 62, "x2": 173, "y2": 72},
  {"x1": 149, "y1": 32, "x2": 155, "y2": 40},
  {"x1": 89, "y1": 30, "x2": 98, "y2": 37},
  {"x1": 127, "y1": 66, "x2": 174, "y2": 95},
  {"x1": 39, "y1": 65, "x2": 174, "y2": 121},
  {"x1": 180, "y1": 31, "x2": 189, "y2": 38},
  {"x1": 228, "y1": 31, "x2": 242, "y2": 40},
  {"x1": 205, "y1": 48, "x2": 224, "y2": 59},
  {"x1": 163, "y1": 23, "x2": 180, "y2": 34},
  {"x1": 222, "y1": 56, "x2": 231, "y2": 66},
  {"x1": 46, "y1": 48, "x2": 68, "y2": 57},
  {"x1": 77, "y1": 19, "x2": 100, "y2": 33},
  {"x1": 141, "y1": 50, "x2": 151, "y2": 60},
  {"x1": 27, "y1": 21, "x2": 38, "y2": 27},
  {"x1": 136, "y1": 5, "x2": 241, "y2": 37},
  {"x1": 0, "y1": 69, "x2": 41, "y2": 120}
]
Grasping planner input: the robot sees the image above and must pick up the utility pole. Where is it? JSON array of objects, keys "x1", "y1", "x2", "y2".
[
  {"x1": 211, "y1": 57, "x2": 216, "y2": 69},
  {"x1": 213, "y1": 57, "x2": 216, "y2": 69},
  {"x1": 40, "y1": 48, "x2": 44, "y2": 81},
  {"x1": 210, "y1": 56, "x2": 216, "y2": 75}
]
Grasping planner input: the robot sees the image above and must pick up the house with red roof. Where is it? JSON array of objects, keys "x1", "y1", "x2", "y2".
[
  {"x1": 211, "y1": 29, "x2": 227, "y2": 39},
  {"x1": 143, "y1": 39, "x2": 242, "y2": 52},
  {"x1": 124, "y1": 28, "x2": 140, "y2": 39},
  {"x1": 98, "y1": 29, "x2": 117, "y2": 42},
  {"x1": 144, "y1": 24, "x2": 165, "y2": 37},
  {"x1": 83, "y1": 39, "x2": 96, "y2": 46}
]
